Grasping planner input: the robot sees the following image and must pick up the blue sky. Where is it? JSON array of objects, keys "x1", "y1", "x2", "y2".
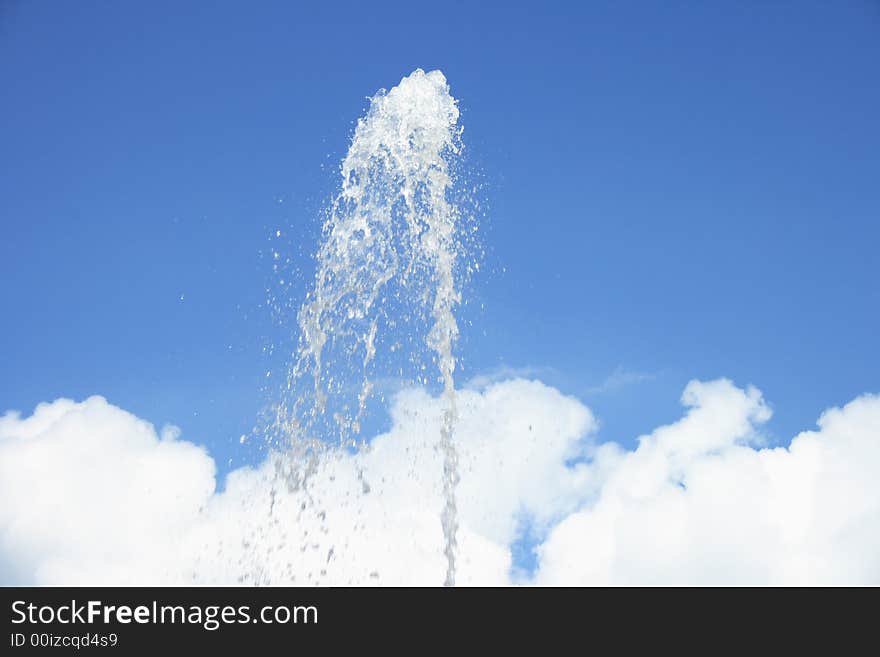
[{"x1": 2, "y1": 1, "x2": 878, "y2": 476}]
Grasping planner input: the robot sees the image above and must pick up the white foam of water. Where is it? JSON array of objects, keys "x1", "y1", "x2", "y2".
[{"x1": 273, "y1": 69, "x2": 466, "y2": 585}]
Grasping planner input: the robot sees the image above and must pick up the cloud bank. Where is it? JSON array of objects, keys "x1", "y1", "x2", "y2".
[{"x1": 1, "y1": 378, "x2": 878, "y2": 585}]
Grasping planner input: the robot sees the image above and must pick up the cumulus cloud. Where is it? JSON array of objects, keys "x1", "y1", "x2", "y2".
[
  {"x1": 535, "y1": 381, "x2": 880, "y2": 585},
  {"x1": 0, "y1": 397, "x2": 216, "y2": 585},
  {"x1": 1, "y1": 378, "x2": 878, "y2": 585}
]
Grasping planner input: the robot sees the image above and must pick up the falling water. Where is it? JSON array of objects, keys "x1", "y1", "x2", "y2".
[{"x1": 273, "y1": 69, "x2": 469, "y2": 586}]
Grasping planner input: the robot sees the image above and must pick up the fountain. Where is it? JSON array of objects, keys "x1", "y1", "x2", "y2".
[{"x1": 271, "y1": 69, "x2": 470, "y2": 586}]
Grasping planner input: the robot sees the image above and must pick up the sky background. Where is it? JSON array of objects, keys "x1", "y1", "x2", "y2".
[{"x1": 2, "y1": 1, "x2": 878, "y2": 476}]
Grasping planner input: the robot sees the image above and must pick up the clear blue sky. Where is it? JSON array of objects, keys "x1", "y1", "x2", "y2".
[{"x1": 2, "y1": 1, "x2": 878, "y2": 474}]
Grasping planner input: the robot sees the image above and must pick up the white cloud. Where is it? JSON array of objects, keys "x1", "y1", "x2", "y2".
[
  {"x1": 1, "y1": 378, "x2": 878, "y2": 585},
  {"x1": 585, "y1": 366, "x2": 656, "y2": 394},
  {"x1": 0, "y1": 397, "x2": 216, "y2": 585},
  {"x1": 535, "y1": 381, "x2": 880, "y2": 585}
]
